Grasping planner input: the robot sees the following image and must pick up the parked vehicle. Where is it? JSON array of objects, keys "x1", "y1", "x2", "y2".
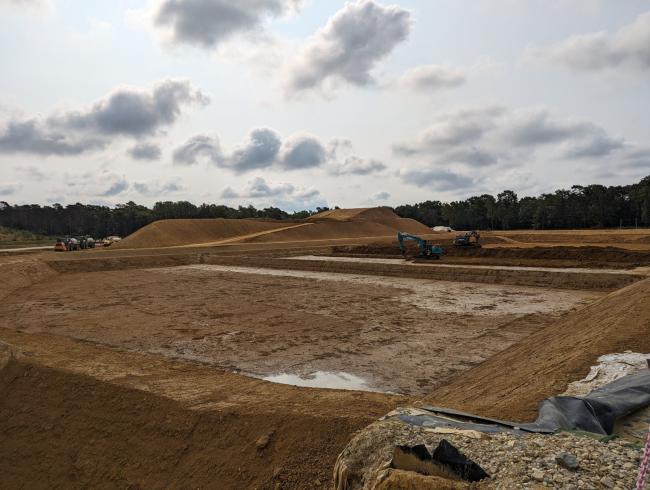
[{"x1": 54, "y1": 238, "x2": 68, "y2": 252}]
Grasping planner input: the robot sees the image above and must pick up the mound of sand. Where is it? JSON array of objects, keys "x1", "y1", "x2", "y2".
[
  {"x1": 115, "y1": 219, "x2": 295, "y2": 249},
  {"x1": 0, "y1": 258, "x2": 56, "y2": 301},
  {"x1": 247, "y1": 207, "x2": 432, "y2": 244},
  {"x1": 117, "y1": 208, "x2": 433, "y2": 249},
  {"x1": 427, "y1": 277, "x2": 650, "y2": 421}
]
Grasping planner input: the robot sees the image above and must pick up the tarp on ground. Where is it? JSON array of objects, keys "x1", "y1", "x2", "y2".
[{"x1": 399, "y1": 371, "x2": 650, "y2": 436}]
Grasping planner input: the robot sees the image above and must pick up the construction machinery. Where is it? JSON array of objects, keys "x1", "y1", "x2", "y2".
[
  {"x1": 397, "y1": 232, "x2": 444, "y2": 259},
  {"x1": 453, "y1": 230, "x2": 482, "y2": 248}
]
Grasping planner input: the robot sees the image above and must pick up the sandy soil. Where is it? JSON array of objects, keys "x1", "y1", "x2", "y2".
[
  {"x1": 0, "y1": 265, "x2": 599, "y2": 395},
  {"x1": 2, "y1": 212, "x2": 650, "y2": 489}
]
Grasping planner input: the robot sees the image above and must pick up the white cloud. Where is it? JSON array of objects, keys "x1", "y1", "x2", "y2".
[
  {"x1": 285, "y1": 0, "x2": 411, "y2": 96},
  {"x1": 0, "y1": 80, "x2": 208, "y2": 157},
  {"x1": 145, "y1": 0, "x2": 301, "y2": 49},
  {"x1": 221, "y1": 176, "x2": 323, "y2": 209},
  {"x1": 395, "y1": 64, "x2": 466, "y2": 92},
  {"x1": 531, "y1": 11, "x2": 650, "y2": 72}
]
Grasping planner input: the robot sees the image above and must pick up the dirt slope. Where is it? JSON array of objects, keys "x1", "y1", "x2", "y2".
[
  {"x1": 248, "y1": 207, "x2": 431, "y2": 243},
  {"x1": 426, "y1": 277, "x2": 650, "y2": 421},
  {"x1": 0, "y1": 257, "x2": 56, "y2": 301},
  {"x1": 117, "y1": 208, "x2": 432, "y2": 249},
  {"x1": 0, "y1": 334, "x2": 399, "y2": 490},
  {"x1": 116, "y1": 219, "x2": 292, "y2": 249}
]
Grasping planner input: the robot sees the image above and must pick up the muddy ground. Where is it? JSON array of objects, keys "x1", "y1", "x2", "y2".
[{"x1": 0, "y1": 263, "x2": 600, "y2": 395}]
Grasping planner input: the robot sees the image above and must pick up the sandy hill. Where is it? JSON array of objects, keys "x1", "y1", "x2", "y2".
[
  {"x1": 115, "y1": 219, "x2": 293, "y2": 249},
  {"x1": 244, "y1": 207, "x2": 431, "y2": 244},
  {"x1": 116, "y1": 208, "x2": 432, "y2": 249}
]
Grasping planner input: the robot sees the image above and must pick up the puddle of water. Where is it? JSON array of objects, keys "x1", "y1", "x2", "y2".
[{"x1": 262, "y1": 371, "x2": 372, "y2": 391}]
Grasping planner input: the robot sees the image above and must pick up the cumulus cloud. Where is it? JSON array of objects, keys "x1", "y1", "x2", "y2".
[
  {"x1": 622, "y1": 148, "x2": 650, "y2": 169},
  {"x1": 399, "y1": 169, "x2": 476, "y2": 190},
  {"x1": 531, "y1": 11, "x2": 650, "y2": 72},
  {"x1": 151, "y1": 0, "x2": 301, "y2": 49},
  {"x1": 396, "y1": 64, "x2": 466, "y2": 92},
  {"x1": 221, "y1": 177, "x2": 321, "y2": 207},
  {"x1": 0, "y1": 80, "x2": 208, "y2": 157},
  {"x1": 65, "y1": 171, "x2": 130, "y2": 199},
  {"x1": 173, "y1": 134, "x2": 222, "y2": 166},
  {"x1": 395, "y1": 106, "x2": 626, "y2": 168},
  {"x1": 278, "y1": 134, "x2": 327, "y2": 169},
  {"x1": 394, "y1": 106, "x2": 505, "y2": 156},
  {"x1": 133, "y1": 180, "x2": 183, "y2": 196},
  {"x1": 175, "y1": 129, "x2": 380, "y2": 175},
  {"x1": 51, "y1": 79, "x2": 209, "y2": 137},
  {"x1": 331, "y1": 156, "x2": 387, "y2": 175},
  {"x1": 394, "y1": 105, "x2": 636, "y2": 189},
  {"x1": 101, "y1": 177, "x2": 129, "y2": 197},
  {"x1": 326, "y1": 138, "x2": 386, "y2": 175},
  {"x1": 0, "y1": 183, "x2": 22, "y2": 196},
  {"x1": 129, "y1": 142, "x2": 162, "y2": 161},
  {"x1": 369, "y1": 191, "x2": 390, "y2": 201},
  {"x1": 226, "y1": 128, "x2": 282, "y2": 172},
  {"x1": 0, "y1": 119, "x2": 106, "y2": 155},
  {"x1": 285, "y1": 0, "x2": 411, "y2": 95}
]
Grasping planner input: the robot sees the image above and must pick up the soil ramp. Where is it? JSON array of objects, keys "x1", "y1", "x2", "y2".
[
  {"x1": 426, "y1": 277, "x2": 650, "y2": 421},
  {"x1": 115, "y1": 218, "x2": 293, "y2": 249}
]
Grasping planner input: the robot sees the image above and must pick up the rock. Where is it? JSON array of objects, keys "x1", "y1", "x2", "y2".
[
  {"x1": 255, "y1": 431, "x2": 275, "y2": 451},
  {"x1": 531, "y1": 469, "x2": 545, "y2": 482},
  {"x1": 599, "y1": 476, "x2": 615, "y2": 488},
  {"x1": 555, "y1": 452, "x2": 580, "y2": 471}
]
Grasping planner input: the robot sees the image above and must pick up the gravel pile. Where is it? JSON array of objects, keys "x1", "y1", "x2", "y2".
[{"x1": 334, "y1": 415, "x2": 645, "y2": 489}]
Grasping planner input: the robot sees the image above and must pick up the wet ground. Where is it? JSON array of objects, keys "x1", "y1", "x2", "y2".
[{"x1": 0, "y1": 264, "x2": 602, "y2": 394}]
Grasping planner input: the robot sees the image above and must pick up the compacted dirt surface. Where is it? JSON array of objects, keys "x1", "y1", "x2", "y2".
[
  {"x1": 0, "y1": 263, "x2": 600, "y2": 395},
  {"x1": 1, "y1": 210, "x2": 650, "y2": 489}
]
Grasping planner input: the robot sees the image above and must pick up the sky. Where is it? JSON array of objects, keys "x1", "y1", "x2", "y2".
[{"x1": 0, "y1": 0, "x2": 648, "y2": 210}]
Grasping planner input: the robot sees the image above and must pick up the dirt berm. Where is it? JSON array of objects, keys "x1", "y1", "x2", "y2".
[
  {"x1": 115, "y1": 218, "x2": 297, "y2": 249},
  {"x1": 426, "y1": 277, "x2": 650, "y2": 421},
  {"x1": 0, "y1": 336, "x2": 400, "y2": 490},
  {"x1": 116, "y1": 208, "x2": 432, "y2": 249}
]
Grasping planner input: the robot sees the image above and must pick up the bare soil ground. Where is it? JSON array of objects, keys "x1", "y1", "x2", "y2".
[
  {"x1": 1, "y1": 212, "x2": 650, "y2": 489},
  {"x1": 0, "y1": 263, "x2": 599, "y2": 395}
]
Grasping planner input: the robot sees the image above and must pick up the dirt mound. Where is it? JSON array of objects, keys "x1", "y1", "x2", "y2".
[
  {"x1": 426, "y1": 277, "x2": 650, "y2": 421},
  {"x1": 247, "y1": 207, "x2": 432, "y2": 243},
  {"x1": 0, "y1": 258, "x2": 56, "y2": 301},
  {"x1": 116, "y1": 218, "x2": 294, "y2": 249},
  {"x1": 117, "y1": 208, "x2": 432, "y2": 249}
]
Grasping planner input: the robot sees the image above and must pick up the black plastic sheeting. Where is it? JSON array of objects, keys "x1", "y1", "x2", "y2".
[{"x1": 399, "y1": 370, "x2": 650, "y2": 436}]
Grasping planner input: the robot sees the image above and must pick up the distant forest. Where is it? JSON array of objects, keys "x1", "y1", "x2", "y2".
[{"x1": 1, "y1": 175, "x2": 649, "y2": 238}]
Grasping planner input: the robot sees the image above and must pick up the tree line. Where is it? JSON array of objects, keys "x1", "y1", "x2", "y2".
[
  {"x1": 395, "y1": 175, "x2": 650, "y2": 230},
  {"x1": 1, "y1": 175, "x2": 648, "y2": 238}
]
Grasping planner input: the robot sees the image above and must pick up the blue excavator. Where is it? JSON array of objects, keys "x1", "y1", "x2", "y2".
[{"x1": 397, "y1": 232, "x2": 444, "y2": 260}]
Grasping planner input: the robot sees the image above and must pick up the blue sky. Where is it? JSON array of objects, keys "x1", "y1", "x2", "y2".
[{"x1": 1, "y1": 0, "x2": 648, "y2": 209}]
